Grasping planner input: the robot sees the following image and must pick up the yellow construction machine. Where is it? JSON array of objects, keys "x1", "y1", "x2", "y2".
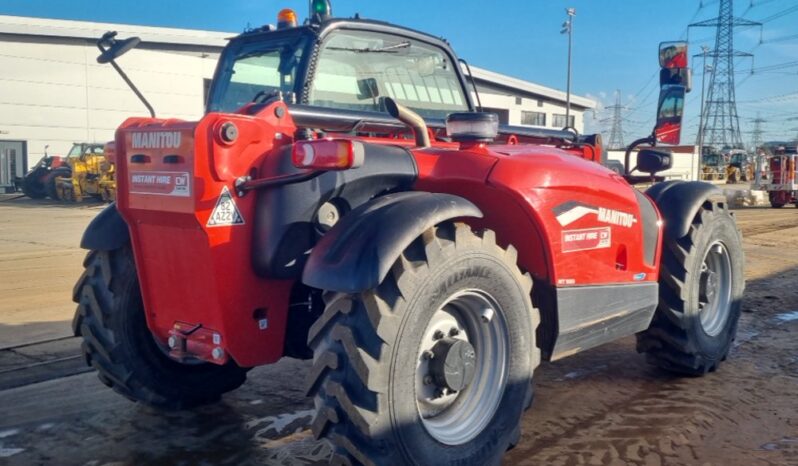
[{"x1": 52, "y1": 142, "x2": 116, "y2": 202}]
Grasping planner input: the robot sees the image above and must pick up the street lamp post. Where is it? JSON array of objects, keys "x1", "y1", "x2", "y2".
[
  {"x1": 562, "y1": 8, "x2": 576, "y2": 128},
  {"x1": 697, "y1": 45, "x2": 711, "y2": 158}
]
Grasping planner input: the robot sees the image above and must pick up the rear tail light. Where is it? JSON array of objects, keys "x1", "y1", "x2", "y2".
[{"x1": 292, "y1": 139, "x2": 364, "y2": 170}]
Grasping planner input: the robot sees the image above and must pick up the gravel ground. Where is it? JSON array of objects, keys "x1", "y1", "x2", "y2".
[{"x1": 0, "y1": 197, "x2": 795, "y2": 466}]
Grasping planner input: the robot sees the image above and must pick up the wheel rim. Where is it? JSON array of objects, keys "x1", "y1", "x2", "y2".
[
  {"x1": 415, "y1": 289, "x2": 509, "y2": 445},
  {"x1": 698, "y1": 241, "x2": 733, "y2": 336}
]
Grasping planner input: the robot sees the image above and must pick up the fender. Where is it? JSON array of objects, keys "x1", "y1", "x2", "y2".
[
  {"x1": 302, "y1": 192, "x2": 482, "y2": 293},
  {"x1": 80, "y1": 202, "x2": 130, "y2": 250},
  {"x1": 645, "y1": 180, "x2": 723, "y2": 239}
]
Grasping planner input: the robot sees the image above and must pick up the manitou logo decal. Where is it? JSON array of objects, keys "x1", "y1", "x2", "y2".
[
  {"x1": 131, "y1": 131, "x2": 182, "y2": 149},
  {"x1": 554, "y1": 201, "x2": 637, "y2": 228},
  {"x1": 597, "y1": 207, "x2": 637, "y2": 228}
]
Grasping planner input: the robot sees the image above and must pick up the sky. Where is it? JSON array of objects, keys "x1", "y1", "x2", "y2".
[{"x1": 2, "y1": 0, "x2": 797, "y2": 146}]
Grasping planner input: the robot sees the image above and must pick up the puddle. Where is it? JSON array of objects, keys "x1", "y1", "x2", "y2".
[
  {"x1": 774, "y1": 311, "x2": 798, "y2": 323},
  {"x1": 759, "y1": 437, "x2": 798, "y2": 451}
]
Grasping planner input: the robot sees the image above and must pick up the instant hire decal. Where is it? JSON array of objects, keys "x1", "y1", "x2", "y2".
[
  {"x1": 207, "y1": 186, "x2": 245, "y2": 227},
  {"x1": 130, "y1": 172, "x2": 191, "y2": 197},
  {"x1": 562, "y1": 227, "x2": 611, "y2": 252}
]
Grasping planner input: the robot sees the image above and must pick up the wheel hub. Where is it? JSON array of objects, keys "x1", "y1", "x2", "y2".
[
  {"x1": 429, "y1": 338, "x2": 476, "y2": 392},
  {"x1": 415, "y1": 290, "x2": 509, "y2": 446},
  {"x1": 698, "y1": 241, "x2": 733, "y2": 336}
]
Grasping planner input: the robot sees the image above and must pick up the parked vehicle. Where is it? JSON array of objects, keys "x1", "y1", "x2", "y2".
[
  {"x1": 72, "y1": 5, "x2": 744, "y2": 464},
  {"x1": 20, "y1": 146, "x2": 65, "y2": 199},
  {"x1": 700, "y1": 146, "x2": 727, "y2": 182},
  {"x1": 753, "y1": 142, "x2": 798, "y2": 208},
  {"x1": 51, "y1": 143, "x2": 116, "y2": 202},
  {"x1": 726, "y1": 149, "x2": 754, "y2": 183}
]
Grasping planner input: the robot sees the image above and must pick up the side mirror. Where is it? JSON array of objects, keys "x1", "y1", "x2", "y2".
[
  {"x1": 660, "y1": 68, "x2": 692, "y2": 93},
  {"x1": 659, "y1": 41, "x2": 688, "y2": 69},
  {"x1": 637, "y1": 148, "x2": 672, "y2": 175},
  {"x1": 654, "y1": 85, "x2": 686, "y2": 145},
  {"x1": 357, "y1": 78, "x2": 380, "y2": 100},
  {"x1": 97, "y1": 32, "x2": 141, "y2": 64}
]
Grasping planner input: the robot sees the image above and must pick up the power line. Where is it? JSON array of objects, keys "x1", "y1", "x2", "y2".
[
  {"x1": 689, "y1": 0, "x2": 761, "y2": 150},
  {"x1": 605, "y1": 90, "x2": 626, "y2": 150},
  {"x1": 750, "y1": 113, "x2": 765, "y2": 149}
]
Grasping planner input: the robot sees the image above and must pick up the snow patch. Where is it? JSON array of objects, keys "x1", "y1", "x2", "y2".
[
  {"x1": 246, "y1": 409, "x2": 315, "y2": 438},
  {"x1": 0, "y1": 447, "x2": 24, "y2": 458},
  {"x1": 775, "y1": 311, "x2": 798, "y2": 323},
  {"x1": 0, "y1": 429, "x2": 18, "y2": 439}
]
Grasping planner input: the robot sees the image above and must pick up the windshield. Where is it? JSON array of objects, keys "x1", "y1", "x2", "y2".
[
  {"x1": 309, "y1": 30, "x2": 469, "y2": 119},
  {"x1": 208, "y1": 35, "x2": 309, "y2": 113},
  {"x1": 67, "y1": 145, "x2": 83, "y2": 158}
]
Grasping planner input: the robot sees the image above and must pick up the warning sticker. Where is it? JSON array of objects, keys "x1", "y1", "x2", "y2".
[
  {"x1": 562, "y1": 227, "x2": 611, "y2": 253},
  {"x1": 130, "y1": 171, "x2": 191, "y2": 197},
  {"x1": 207, "y1": 186, "x2": 245, "y2": 227}
]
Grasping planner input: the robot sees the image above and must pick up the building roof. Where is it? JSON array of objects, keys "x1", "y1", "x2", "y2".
[
  {"x1": 0, "y1": 15, "x2": 229, "y2": 48},
  {"x1": 0, "y1": 15, "x2": 596, "y2": 109},
  {"x1": 470, "y1": 65, "x2": 596, "y2": 110}
]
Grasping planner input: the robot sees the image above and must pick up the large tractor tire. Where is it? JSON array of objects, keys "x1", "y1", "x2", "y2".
[
  {"x1": 637, "y1": 200, "x2": 744, "y2": 375},
  {"x1": 306, "y1": 223, "x2": 540, "y2": 465},
  {"x1": 21, "y1": 170, "x2": 47, "y2": 199},
  {"x1": 45, "y1": 167, "x2": 71, "y2": 200},
  {"x1": 72, "y1": 245, "x2": 247, "y2": 410},
  {"x1": 769, "y1": 192, "x2": 786, "y2": 209},
  {"x1": 726, "y1": 168, "x2": 739, "y2": 184}
]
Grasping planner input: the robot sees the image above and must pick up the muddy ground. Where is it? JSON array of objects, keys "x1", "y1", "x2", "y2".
[{"x1": 0, "y1": 196, "x2": 796, "y2": 466}]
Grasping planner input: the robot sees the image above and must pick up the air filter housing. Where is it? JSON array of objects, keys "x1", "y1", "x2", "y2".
[{"x1": 445, "y1": 112, "x2": 499, "y2": 142}]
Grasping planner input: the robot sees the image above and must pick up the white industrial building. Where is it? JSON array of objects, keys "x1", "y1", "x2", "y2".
[{"x1": 0, "y1": 15, "x2": 595, "y2": 191}]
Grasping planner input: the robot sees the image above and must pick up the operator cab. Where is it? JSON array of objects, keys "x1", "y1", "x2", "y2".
[{"x1": 206, "y1": 6, "x2": 474, "y2": 120}]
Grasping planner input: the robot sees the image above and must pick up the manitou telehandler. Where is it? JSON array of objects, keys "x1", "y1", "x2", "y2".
[{"x1": 73, "y1": 5, "x2": 744, "y2": 465}]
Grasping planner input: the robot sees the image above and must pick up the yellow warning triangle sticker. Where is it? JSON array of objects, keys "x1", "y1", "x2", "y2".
[{"x1": 207, "y1": 186, "x2": 245, "y2": 227}]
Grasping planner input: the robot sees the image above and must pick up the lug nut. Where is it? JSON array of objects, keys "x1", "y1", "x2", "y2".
[
  {"x1": 167, "y1": 336, "x2": 177, "y2": 349},
  {"x1": 423, "y1": 375, "x2": 434, "y2": 385},
  {"x1": 211, "y1": 347, "x2": 224, "y2": 360},
  {"x1": 433, "y1": 330, "x2": 445, "y2": 340},
  {"x1": 422, "y1": 350, "x2": 434, "y2": 360},
  {"x1": 449, "y1": 328, "x2": 460, "y2": 337}
]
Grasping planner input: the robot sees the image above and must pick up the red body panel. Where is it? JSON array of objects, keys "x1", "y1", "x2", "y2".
[
  {"x1": 113, "y1": 102, "x2": 660, "y2": 367},
  {"x1": 414, "y1": 144, "x2": 661, "y2": 286},
  {"x1": 115, "y1": 104, "x2": 298, "y2": 367}
]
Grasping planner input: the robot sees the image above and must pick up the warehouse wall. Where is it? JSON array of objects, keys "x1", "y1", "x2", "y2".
[
  {"x1": 474, "y1": 90, "x2": 587, "y2": 133},
  {"x1": 0, "y1": 36, "x2": 219, "y2": 167}
]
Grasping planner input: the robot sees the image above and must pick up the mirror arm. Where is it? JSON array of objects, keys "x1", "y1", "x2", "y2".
[
  {"x1": 624, "y1": 134, "x2": 656, "y2": 175},
  {"x1": 459, "y1": 58, "x2": 482, "y2": 112},
  {"x1": 96, "y1": 42, "x2": 156, "y2": 118}
]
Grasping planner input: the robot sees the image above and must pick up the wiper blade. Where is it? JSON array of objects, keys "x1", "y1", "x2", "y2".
[{"x1": 326, "y1": 41, "x2": 410, "y2": 54}]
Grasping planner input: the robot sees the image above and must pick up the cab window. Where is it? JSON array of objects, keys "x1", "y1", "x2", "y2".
[{"x1": 309, "y1": 30, "x2": 468, "y2": 119}]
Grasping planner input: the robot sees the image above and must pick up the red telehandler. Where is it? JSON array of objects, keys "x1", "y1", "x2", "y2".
[{"x1": 73, "y1": 5, "x2": 743, "y2": 465}]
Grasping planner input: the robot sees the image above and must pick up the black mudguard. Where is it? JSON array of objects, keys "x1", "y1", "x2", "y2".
[
  {"x1": 80, "y1": 203, "x2": 130, "y2": 251},
  {"x1": 645, "y1": 180, "x2": 724, "y2": 239},
  {"x1": 302, "y1": 192, "x2": 482, "y2": 293},
  {"x1": 253, "y1": 143, "x2": 417, "y2": 279}
]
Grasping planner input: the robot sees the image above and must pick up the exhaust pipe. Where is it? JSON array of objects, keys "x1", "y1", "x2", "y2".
[{"x1": 383, "y1": 97, "x2": 430, "y2": 148}]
